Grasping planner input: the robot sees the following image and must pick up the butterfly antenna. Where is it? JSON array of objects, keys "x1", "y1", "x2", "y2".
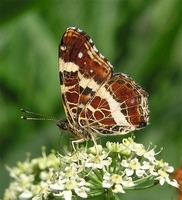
[{"x1": 20, "y1": 108, "x2": 59, "y2": 122}]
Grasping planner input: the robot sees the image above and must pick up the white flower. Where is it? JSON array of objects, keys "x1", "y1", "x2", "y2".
[
  {"x1": 141, "y1": 161, "x2": 150, "y2": 170},
  {"x1": 85, "y1": 152, "x2": 112, "y2": 169},
  {"x1": 40, "y1": 171, "x2": 51, "y2": 180},
  {"x1": 155, "y1": 168, "x2": 179, "y2": 188},
  {"x1": 63, "y1": 190, "x2": 72, "y2": 200},
  {"x1": 122, "y1": 177, "x2": 134, "y2": 187},
  {"x1": 49, "y1": 165, "x2": 90, "y2": 200},
  {"x1": 74, "y1": 187, "x2": 89, "y2": 198},
  {"x1": 129, "y1": 142, "x2": 146, "y2": 156},
  {"x1": 50, "y1": 179, "x2": 65, "y2": 190},
  {"x1": 144, "y1": 149, "x2": 156, "y2": 164},
  {"x1": 102, "y1": 172, "x2": 134, "y2": 194},
  {"x1": 102, "y1": 173, "x2": 113, "y2": 188},
  {"x1": 50, "y1": 176, "x2": 90, "y2": 199},
  {"x1": 111, "y1": 174, "x2": 123, "y2": 184},
  {"x1": 112, "y1": 184, "x2": 125, "y2": 193},
  {"x1": 122, "y1": 158, "x2": 146, "y2": 177},
  {"x1": 89, "y1": 145, "x2": 103, "y2": 154},
  {"x1": 106, "y1": 142, "x2": 123, "y2": 153},
  {"x1": 65, "y1": 180, "x2": 77, "y2": 190},
  {"x1": 122, "y1": 137, "x2": 147, "y2": 157},
  {"x1": 156, "y1": 160, "x2": 174, "y2": 173},
  {"x1": 19, "y1": 190, "x2": 33, "y2": 199},
  {"x1": 121, "y1": 159, "x2": 129, "y2": 167},
  {"x1": 4, "y1": 138, "x2": 179, "y2": 200},
  {"x1": 65, "y1": 165, "x2": 78, "y2": 178}
]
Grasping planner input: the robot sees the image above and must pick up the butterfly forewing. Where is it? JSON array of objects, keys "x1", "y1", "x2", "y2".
[
  {"x1": 59, "y1": 27, "x2": 149, "y2": 139},
  {"x1": 59, "y1": 28, "x2": 112, "y2": 125}
]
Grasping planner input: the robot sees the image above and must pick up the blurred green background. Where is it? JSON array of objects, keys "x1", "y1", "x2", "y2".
[{"x1": 0, "y1": 0, "x2": 181, "y2": 199}]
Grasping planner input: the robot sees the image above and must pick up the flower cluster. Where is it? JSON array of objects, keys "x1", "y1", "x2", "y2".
[
  {"x1": 4, "y1": 147, "x2": 60, "y2": 200},
  {"x1": 4, "y1": 137, "x2": 179, "y2": 200}
]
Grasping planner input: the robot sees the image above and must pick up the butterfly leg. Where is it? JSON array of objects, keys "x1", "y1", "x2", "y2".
[
  {"x1": 89, "y1": 132, "x2": 99, "y2": 155},
  {"x1": 71, "y1": 138, "x2": 85, "y2": 153}
]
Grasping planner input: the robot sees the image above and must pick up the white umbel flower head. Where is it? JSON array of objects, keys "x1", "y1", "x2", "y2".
[{"x1": 4, "y1": 138, "x2": 179, "y2": 200}]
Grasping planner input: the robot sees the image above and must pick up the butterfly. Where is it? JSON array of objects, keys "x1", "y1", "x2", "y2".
[{"x1": 58, "y1": 27, "x2": 149, "y2": 144}]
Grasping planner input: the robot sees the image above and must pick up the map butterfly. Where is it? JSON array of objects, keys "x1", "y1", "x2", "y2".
[{"x1": 58, "y1": 27, "x2": 149, "y2": 143}]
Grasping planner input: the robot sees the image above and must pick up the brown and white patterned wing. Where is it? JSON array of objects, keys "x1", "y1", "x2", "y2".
[
  {"x1": 79, "y1": 73, "x2": 149, "y2": 135},
  {"x1": 59, "y1": 27, "x2": 113, "y2": 126}
]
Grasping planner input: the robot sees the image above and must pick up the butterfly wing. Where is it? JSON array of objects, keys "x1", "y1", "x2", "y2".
[
  {"x1": 59, "y1": 27, "x2": 113, "y2": 128},
  {"x1": 59, "y1": 27, "x2": 149, "y2": 137},
  {"x1": 80, "y1": 73, "x2": 149, "y2": 135}
]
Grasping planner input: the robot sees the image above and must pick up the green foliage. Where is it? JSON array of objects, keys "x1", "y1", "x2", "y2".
[{"x1": 0, "y1": 0, "x2": 181, "y2": 199}]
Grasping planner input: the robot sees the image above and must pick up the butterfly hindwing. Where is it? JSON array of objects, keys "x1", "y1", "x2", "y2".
[{"x1": 79, "y1": 73, "x2": 148, "y2": 135}]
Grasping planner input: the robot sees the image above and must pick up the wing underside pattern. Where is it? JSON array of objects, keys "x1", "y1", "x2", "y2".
[{"x1": 58, "y1": 27, "x2": 149, "y2": 138}]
